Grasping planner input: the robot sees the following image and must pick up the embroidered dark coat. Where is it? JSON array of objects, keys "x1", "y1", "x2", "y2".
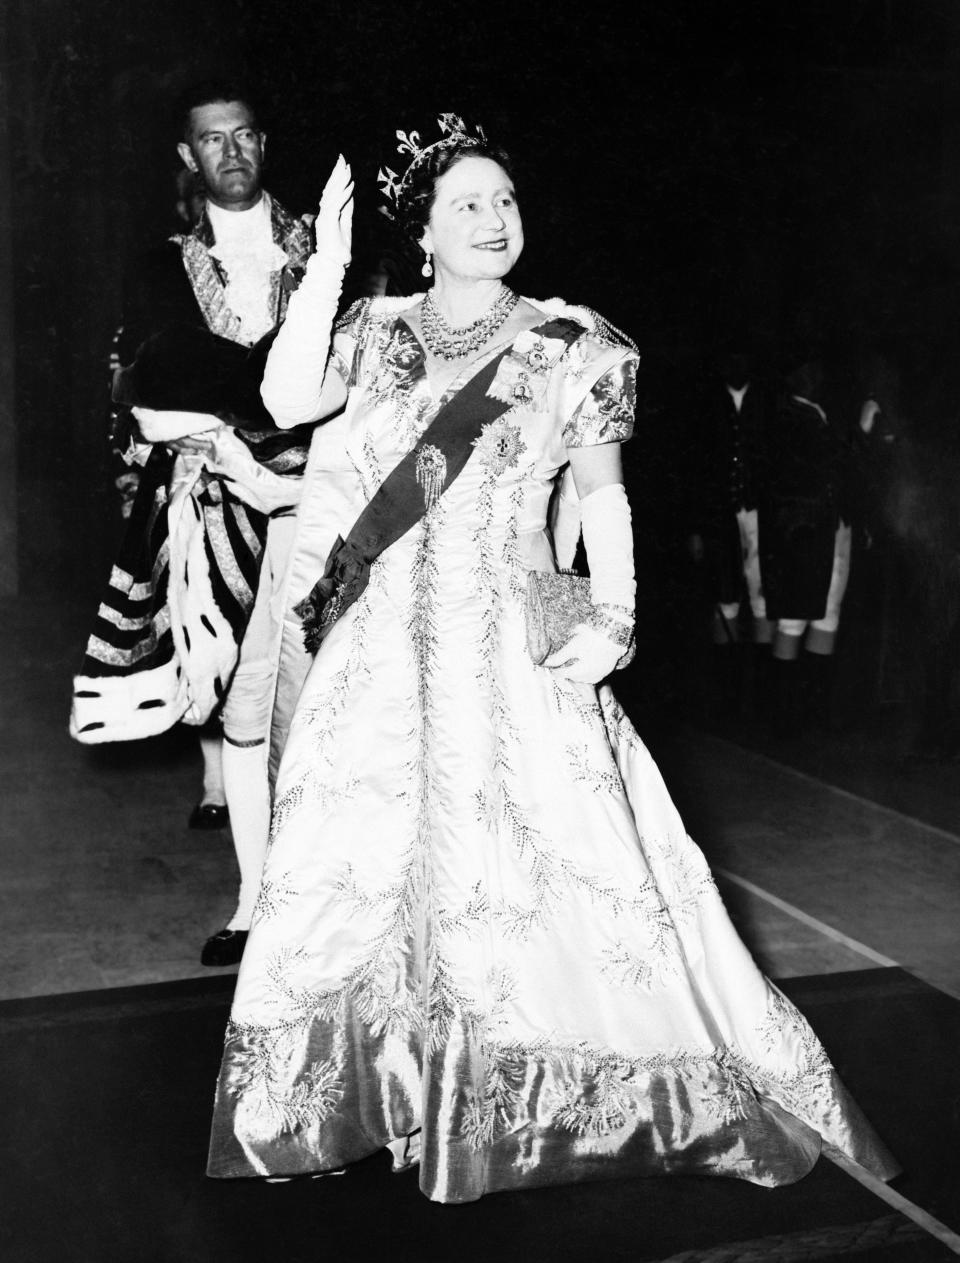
[
  {"x1": 687, "y1": 373, "x2": 773, "y2": 608},
  {"x1": 72, "y1": 196, "x2": 313, "y2": 742},
  {"x1": 758, "y1": 392, "x2": 846, "y2": 622}
]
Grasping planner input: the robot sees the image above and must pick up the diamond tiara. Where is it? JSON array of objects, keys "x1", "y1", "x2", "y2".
[{"x1": 378, "y1": 113, "x2": 487, "y2": 217}]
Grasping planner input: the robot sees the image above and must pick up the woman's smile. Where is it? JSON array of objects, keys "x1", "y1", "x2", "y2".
[{"x1": 420, "y1": 155, "x2": 525, "y2": 283}]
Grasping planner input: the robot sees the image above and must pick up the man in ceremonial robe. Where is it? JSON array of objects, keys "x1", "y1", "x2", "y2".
[{"x1": 71, "y1": 80, "x2": 316, "y2": 966}]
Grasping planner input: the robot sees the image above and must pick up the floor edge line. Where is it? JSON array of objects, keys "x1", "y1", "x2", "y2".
[
  {"x1": 824, "y1": 1145, "x2": 960, "y2": 1255},
  {"x1": 714, "y1": 868, "x2": 900, "y2": 968}
]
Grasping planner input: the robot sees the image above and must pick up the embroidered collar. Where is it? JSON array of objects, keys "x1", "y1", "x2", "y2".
[
  {"x1": 186, "y1": 191, "x2": 310, "y2": 258},
  {"x1": 171, "y1": 191, "x2": 313, "y2": 342}
]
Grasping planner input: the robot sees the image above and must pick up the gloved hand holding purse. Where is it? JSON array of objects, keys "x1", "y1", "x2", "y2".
[{"x1": 540, "y1": 481, "x2": 636, "y2": 683}]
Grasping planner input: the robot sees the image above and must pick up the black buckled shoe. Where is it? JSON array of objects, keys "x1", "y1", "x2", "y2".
[
  {"x1": 201, "y1": 928, "x2": 248, "y2": 967},
  {"x1": 188, "y1": 802, "x2": 230, "y2": 830}
]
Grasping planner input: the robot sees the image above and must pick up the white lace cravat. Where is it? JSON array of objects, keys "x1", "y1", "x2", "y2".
[{"x1": 207, "y1": 194, "x2": 288, "y2": 344}]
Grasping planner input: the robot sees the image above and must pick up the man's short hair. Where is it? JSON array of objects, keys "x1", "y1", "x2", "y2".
[{"x1": 176, "y1": 78, "x2": 261, "y2": 142}]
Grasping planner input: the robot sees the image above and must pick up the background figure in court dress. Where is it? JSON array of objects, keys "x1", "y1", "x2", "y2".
[
  {"x1": 107, "y1": 166, "x2": 230, "y2": 831},
  {"x1": 71, "y1": 79, "x2": 314, "y2": 967},
  {"x1": 759, "y1": 356, "x2": 854, "y2": 730},
  {"x1": 686, "y1": 347, "x2": 774, "y2": 716}
]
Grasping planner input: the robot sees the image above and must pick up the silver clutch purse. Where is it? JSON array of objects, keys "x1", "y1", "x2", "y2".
[{"x1": 525, "y1": 569, "x2": 593, "y2": 665}]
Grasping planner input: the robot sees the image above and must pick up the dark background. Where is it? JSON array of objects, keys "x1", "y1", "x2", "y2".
[{"x1": 4, "y1": 0, "x2": 960, "y2": 597}]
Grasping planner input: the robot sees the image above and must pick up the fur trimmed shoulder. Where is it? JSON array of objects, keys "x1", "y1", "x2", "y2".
[
  {"x1": 369, "y1": 293, "x2": 427, "y2": 315},
  {"x1": 334, "y1": 293, "x2": 427, "y2": 332}
]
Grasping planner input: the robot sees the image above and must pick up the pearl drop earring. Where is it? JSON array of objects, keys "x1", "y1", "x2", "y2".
[{"x1": 421, "y1": 252, "x2": 433, "y2": 278}]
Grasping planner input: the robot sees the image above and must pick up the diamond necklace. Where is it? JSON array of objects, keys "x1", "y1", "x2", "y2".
[{"x1": 419, "y1": 285, "x2": 520, "y2": 361}]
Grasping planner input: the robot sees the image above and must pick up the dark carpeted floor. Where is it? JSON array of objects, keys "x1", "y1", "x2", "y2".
[{"x1": 2, "y1": 968, "x2": 958, "y2": 1263}]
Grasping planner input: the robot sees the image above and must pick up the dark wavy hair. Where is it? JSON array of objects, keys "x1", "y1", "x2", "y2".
[
  {"x1": 175, "y1": 78, "x2": 261, "y2": 142},
  {"x1": 396, "y1": 139, "x2": 516, "y2": 246}
]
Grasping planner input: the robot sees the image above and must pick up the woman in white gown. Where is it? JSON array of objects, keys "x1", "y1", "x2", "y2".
[{"x1": 207, "y1": 117, "x2": 897, "y2": 1203}]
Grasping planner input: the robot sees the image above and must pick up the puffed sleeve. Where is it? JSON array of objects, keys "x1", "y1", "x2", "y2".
[
  {"x1": 328, "y1": 298, "x2": 372, "y2": 390},
  {"x1": 561, "y1": 339, "x2": 638, "y2": 448}
]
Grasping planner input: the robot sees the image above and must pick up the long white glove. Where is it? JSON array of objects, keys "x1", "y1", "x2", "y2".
[
  {"x1": 544, "y1": 482, "x2": 636, "y2": 683},
  {"x1": 550, "y1": 465, "x2": 581, "y2": 570},
  {"x1": 260, "y1": 155, "x2": 354, "y2": 429}
]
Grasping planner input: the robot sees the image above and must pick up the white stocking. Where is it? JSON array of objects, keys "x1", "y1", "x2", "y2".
[
  {"x1": 221, "y1": 739, "x2": 271, "y2": 931},
  {"x1": 199, "y1": 732, "x2": 225, "y2": 806}
]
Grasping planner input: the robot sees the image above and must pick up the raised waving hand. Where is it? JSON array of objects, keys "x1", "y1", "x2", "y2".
[
  {"x1": 260, "y1": 155, "x2": 354, "y2": 428},
  {"x1": 313, "y1": 154, "x2": 354, "y2": 266}
]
